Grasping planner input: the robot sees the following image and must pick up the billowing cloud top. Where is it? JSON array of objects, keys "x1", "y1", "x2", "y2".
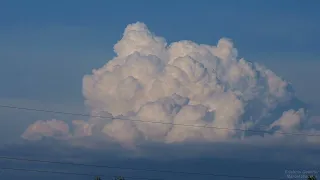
[{"x1": 22, "y1": 22, "x2": 318, "y2": 148}]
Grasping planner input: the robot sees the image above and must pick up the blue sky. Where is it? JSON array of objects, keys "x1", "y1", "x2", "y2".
[
  {"x1": 1, "y1": 1, "x2": 320, "y2": 179},
  {"x1": 1, "y1": 0, "x2": 320, "y2": 106}
]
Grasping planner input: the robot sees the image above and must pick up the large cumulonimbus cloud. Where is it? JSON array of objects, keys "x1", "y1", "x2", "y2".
[{"x1": 22, "y1": 22, "x2": 319, "y2": 148}]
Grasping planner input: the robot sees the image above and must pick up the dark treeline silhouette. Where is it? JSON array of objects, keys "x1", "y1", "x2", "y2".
[{"x1": 308, "y1": 175, "x2": 317, "y2": 180}]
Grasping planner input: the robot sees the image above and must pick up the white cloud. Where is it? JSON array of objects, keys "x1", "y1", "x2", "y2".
[
  {"x1": 269, "y1": 109, "x2": 305, "y2": 132},
  {"x1": 22, "y1": 22, "x2": 319, "y2": 149},
  {"x1": 22, "y1": 119, "x2": 70, "y2": 141}
]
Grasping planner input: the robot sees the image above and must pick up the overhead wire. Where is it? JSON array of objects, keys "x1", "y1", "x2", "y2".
[
  {"x1": 0, "y1": 104, "x2": 319, "y2": 137},
  {"x1": 0, "y1": 155, "x2": 273, "y2": 177},
  {"x1": 0, "y1": 166, "x2": 288, "y2": 180},
  {"x1": 0, "y1": 105, "x2": 314, "y2": 180},
  {"x1": 0, "y1": 167, "x2": 162, "y2": 180}
]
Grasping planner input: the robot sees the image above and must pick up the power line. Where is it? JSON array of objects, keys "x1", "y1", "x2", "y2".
[
  {"x1": 0, "y1": 156, "x2": 266, "y2": 177},
  {"x1": 0, "y1": 167, "x2": 162, "y2": 180},
  {"x1": 0, "y1": 166, "x2": 287, "y2": 180},
  {"x1": 0, "y1": 156, "x2": 289, "y2": 179},
  {"x1": 0, "y1": 104, "x2": 319, "y2": 137}
]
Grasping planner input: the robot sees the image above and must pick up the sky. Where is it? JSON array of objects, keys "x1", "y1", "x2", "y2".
[{"x1": 1, "y1": 0, "x2": 320, "y2": 180}]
